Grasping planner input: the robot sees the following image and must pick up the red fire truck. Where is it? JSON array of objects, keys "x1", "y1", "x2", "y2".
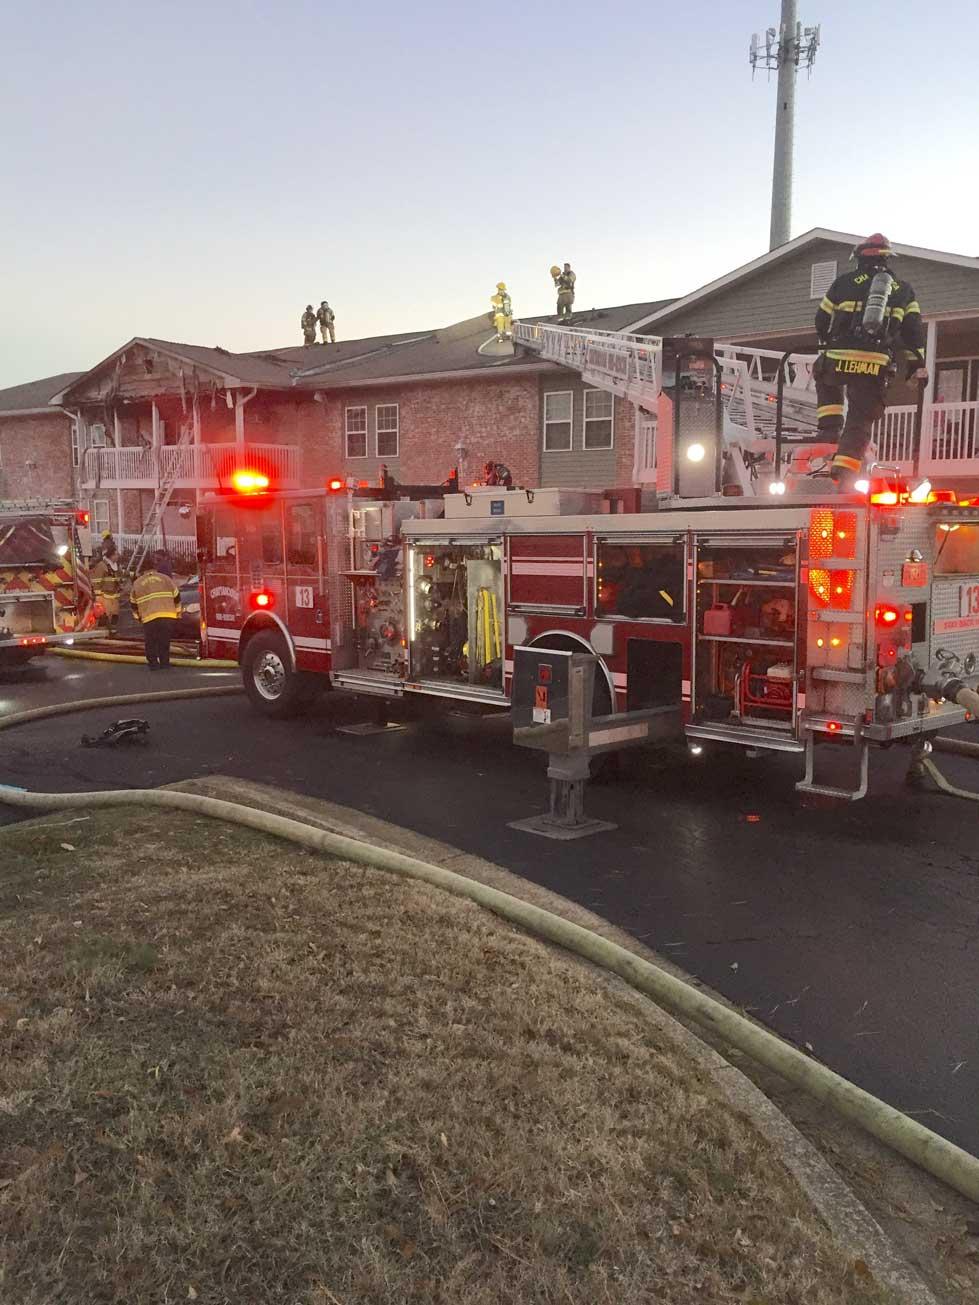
[{"x1": 197, "y1": 464, "x2": 979, "y2": 801}]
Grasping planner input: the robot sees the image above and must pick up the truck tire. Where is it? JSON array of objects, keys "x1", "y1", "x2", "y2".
[{"x1": 241, "y1": 631, "x2": 309, "y2": 719}]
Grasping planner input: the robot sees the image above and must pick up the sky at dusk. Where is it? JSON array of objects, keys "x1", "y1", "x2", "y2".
[{"x1": 2, "y1": 0, "x2": 978, "y2": 389}]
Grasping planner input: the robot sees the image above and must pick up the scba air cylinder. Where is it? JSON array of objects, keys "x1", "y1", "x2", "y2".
[{"x1": 861, "y1": 271, "x2": 894, "y2": 338}]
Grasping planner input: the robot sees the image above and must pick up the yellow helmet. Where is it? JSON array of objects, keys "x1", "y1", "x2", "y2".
[
  {"x1": 101, "y1": 530, "x2": 113, "y2": 539},
  {"x1": 549, "y1": 265, "x2": 561, "y2": 278},
  {"x1": 497, "y1": 281, "x2": 507, "y2": 290}
]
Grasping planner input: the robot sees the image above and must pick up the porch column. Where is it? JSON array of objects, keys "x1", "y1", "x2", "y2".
[
  {"x1": 151, "y1": 400, "x2": 161, "y2": 447},
  {"x1": 923, "y1": 318, "x2": 938, "y2": 407},
  {"x1": 235, "y1": 391, "x2": 245, "y2": 448}
]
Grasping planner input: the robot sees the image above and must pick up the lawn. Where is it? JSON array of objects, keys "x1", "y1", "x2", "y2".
[{"x1": 0, "y1": 807, "x2": 895, "y2": 1304}]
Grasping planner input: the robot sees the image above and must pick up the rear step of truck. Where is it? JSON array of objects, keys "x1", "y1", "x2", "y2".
[{"x1": 686, "y1": 722, "x2": 805, "y2": 754}]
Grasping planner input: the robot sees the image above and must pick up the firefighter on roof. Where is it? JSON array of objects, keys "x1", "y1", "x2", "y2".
[
  {"x1": 814, "y1": 233, "x2": 927, "y2": 489},
  {"x1": 317, "y1": 300, "x2": 336, "y2": 344},
  {"x1": 301, "y1": 305, "x2": 317, "y2": 345},
  {"x1": 552, "y1": 263, "x2": 576, "y2": 319}
]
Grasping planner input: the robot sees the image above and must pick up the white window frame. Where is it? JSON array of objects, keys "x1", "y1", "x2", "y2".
[
  {"x1": 543, "y1": 390, "x2": 574, "y2": 453},
  {"x1": 93, "y1": 499, "x2": 111, "y2": 536},
  {"x1": 583, "y1": 388, "x2": 614, "y2": 450},
  {"x1": 71, "y1": 421, "x2": 81, "y2": 468},
  {"x1": 345, "y1": 405, "x2": 368, "y2": 459},
  {"x1": 89, "y1": 421, "x2": 107, "y2": 447},
  {"x1": 810, "y1": 260, "x2": 838, "y2": 299},
  {"x1": 375, "y1": 403, "x2": 399, "y2": 459}
]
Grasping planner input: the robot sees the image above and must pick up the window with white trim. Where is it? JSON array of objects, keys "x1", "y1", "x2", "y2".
[
  {"x1": 376, "y1": 403, "x2": 399, "y2": 458},
  {"x1": 543, "y1": 390, "x2": 573, "y2": 452},
  {"x1": 93, "y1": 499, "x2": 110, "y2": 535},
  {"x1": 810, "y1": 261, "x2": 837, "y2": 299},
  {"x1": 89, "y1": 421, "x2": 107, "y2": 447},
  {"x1": 71, "y1": 422, "x2": 81, "y2": 468},
  {"x1": 583, "y1": 389, "x2": 614, "y2": 450},
  {"x1": 345, "y1": 405, "x2": 367, "y2": 458}
]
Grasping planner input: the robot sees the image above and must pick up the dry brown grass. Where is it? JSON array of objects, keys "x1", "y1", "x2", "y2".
[{"x1": 0, "y1": 808, "x2": 895, "y2": 1304}]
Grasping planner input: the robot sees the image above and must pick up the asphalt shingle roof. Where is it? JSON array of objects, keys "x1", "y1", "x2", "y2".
[{"x1": 0, "y1": 372, "x2": 85, "y2": 413}]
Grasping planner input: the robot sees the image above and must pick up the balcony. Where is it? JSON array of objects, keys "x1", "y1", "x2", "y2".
[
  {"x1": 81, "y1": 442, "x2": 302, "y2": 491},
  {"x1": 873, "y1": 401, "x2": 979, "y2": 478}
]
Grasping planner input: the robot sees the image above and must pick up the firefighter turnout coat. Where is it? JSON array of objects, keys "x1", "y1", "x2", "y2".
[
  {"x1": 815, "y1": 268, "x2": 926, "y2": 373},
  {"x1": 130, "y1": 570, "x2": 180, "y2": 623}
]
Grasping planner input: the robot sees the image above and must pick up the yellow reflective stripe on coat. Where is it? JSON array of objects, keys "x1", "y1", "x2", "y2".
[
  {"x1": 131, "y1": 572, "x2": 179, "y2": 622},
  {"x1": 817, "y1": 404, "x2": 845, "y2": 417},
  {"x1": 825, "y1": 348, "x2": 891, "y2": 365},
  {"x1": 888, "y1": 306, "x2": 905, "y2": 322},
  {"x1": 818, "y1": 296, "x2": 836, "y2": 314},
  {"x1": 832, "y1": 454, "x2": 862, "y2": 472},
  {"x1": 905, "y1": 301, "x2": 920, "y2": 315},
  {"x1": 833, "y1": 299, "x2": 858, "y2": 312}
]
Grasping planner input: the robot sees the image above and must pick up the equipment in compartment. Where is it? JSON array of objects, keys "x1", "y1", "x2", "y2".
[{"x1": 409, "y1": 542, "x2": 504, "y2": 685}]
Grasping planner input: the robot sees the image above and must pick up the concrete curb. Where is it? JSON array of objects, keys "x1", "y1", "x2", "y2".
[{"x1": 175, "y1": 773, "x2": 940, "y2": 1305}]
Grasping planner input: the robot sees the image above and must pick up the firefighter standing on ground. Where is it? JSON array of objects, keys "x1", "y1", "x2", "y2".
[
  {"x1": 130, "y1": 558, "x2": 181, "y2": 669},
  {"x1": 90, "y1": 533, "x2": 122, "y2": 635},
  {"x1": 814, "y1": 233, "x2": 927, "y2": 489}
]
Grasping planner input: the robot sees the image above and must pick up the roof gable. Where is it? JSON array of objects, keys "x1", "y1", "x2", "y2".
[{"x1": 624, "y1": 228, "x2": 979, "y2": 333}]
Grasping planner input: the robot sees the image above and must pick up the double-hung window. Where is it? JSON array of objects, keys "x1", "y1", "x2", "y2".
[
  {"x1": 376, "y1": 404, "x2": 399, "y2": 458},
  {"x1": 345, "y1": 406, "x2": 367, "y2": 458},
  {"x1": 583, "y1": 389, "x2": 614, "y2": 449},
  {"x1": 543, "y1": 391, "x2": 573, "y2": 452}
]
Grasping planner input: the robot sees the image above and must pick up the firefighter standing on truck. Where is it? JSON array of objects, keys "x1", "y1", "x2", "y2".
[
  {"x1": 130, "y1": 557, "x2": 180, "y2": 670},
  {"x1": 814, "y1": 233, "x2": 927, "y2": 490}
]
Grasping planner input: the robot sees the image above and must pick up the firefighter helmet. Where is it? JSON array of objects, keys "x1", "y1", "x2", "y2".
[{"x1": 852, "y1": 233, "x2": 894, "y2": 261}]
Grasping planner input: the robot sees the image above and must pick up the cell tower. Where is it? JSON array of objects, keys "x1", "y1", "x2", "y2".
[{"x1": 750, "y1": 0, "x2": 820, "y2": 251}]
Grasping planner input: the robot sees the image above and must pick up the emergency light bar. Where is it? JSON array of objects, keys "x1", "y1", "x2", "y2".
[{"x1": 231, "y1": 470, "x2": 270, "y2": 494}]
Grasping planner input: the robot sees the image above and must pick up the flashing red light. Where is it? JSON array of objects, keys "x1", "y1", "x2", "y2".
[
  {"x1": 232, "y1": 469, "x2": 270, "y2": 494},
  {"x1": 76, "y1": 510, "x2": 90, "y2": 526},
  {"x1": 250, "y1": 590, "x2": 274, "y2": 610},
  {"x1": 928, "y1": 488, "x2": 957, "y2": 504},
  {"x1": 826, "y1": 721, "x2": 842, "y2": 733},
  {"x1": 19, "y1": 636, "x2": 46, "y2": 647},
  {"x1": 870, "y1": 489, "x2": 900, "y2": 506},
  {"x1": 875, "y1": 604, "x2": 900, "y2": 627},
  {"x1": 327, "y1": 477, "x2": 345, "y2": 492},
  {"x1": 424, "y1": 554, "x2": 435, "y2": 568}
]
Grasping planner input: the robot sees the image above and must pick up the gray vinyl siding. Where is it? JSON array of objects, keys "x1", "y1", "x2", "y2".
[
  {"x1": 539, "y1": 376, "x2": 617, "y2": 488},
  {"x1": 644, "y1": 240, "x2": 979, "y2": 341}
]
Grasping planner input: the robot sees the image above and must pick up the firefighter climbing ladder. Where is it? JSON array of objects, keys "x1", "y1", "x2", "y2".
[{"x1": 513, "y1": 322, "x2": 822, "y2": 491}]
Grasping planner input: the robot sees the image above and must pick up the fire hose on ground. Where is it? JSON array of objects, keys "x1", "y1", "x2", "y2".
[{"x1": 2, "y1": 683, "x2": 979, "y2": 1201}]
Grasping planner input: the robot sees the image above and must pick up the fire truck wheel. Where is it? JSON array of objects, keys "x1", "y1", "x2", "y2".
[{"x1": 242, "y1": 631, "x2": 308, "y2": 718}]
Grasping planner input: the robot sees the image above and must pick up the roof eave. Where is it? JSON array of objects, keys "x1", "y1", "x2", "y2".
[{"x1": 297, "y1": 360, "x2": 561, "y2": 391}]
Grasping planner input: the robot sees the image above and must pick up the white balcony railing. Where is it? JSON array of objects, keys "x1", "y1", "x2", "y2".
[
  {"x1": 82, "y1": 442, "x2": 302, "y2": 490},
  {"x1": 873, "y1": 400, "x2": 979, "y2": 474},
  {"x1": 116, "y1": 532, "x2": 198, "y2": 565}
]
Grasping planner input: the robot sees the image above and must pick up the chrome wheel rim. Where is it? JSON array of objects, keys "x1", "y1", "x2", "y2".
[{"x1": 254, "y1": 650, "x2": 286, "y2": 700}]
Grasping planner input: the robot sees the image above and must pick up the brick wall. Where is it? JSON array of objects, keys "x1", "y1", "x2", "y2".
[
  {"x1": 278, "y1": 374, "x2": 545, "y2": 490},
  {"x1": 0, "y1": 412, "x2": 74, "y2": 502}
]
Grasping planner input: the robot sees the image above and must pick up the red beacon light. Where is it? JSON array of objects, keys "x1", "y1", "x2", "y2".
[
  {"x1": 76, "y1": 509, "x2": 90, "y2": 526},
  {"x1": 875, "y1": 604, "x2": 900, "y2": 627},
  {"x1": 232, "y1": 469, "x2": 270, "y2": 494},
  {"x1": 250, "y1": 589, "x2": 274, "y2": 610},
  {"x1": 327, "y1": 477, "x2": 345, "y2": 492}
]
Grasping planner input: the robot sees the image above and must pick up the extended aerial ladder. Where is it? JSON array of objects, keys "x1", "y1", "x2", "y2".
[
  {"x1": 513, "y1": 321, "x2": 823, "y2": 495},
  {"x1": 127, "y1": 425, "x2": 193, "y2": 574}
]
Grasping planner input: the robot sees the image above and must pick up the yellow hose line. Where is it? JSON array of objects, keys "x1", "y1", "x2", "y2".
[
  {"x1": 1, "y1": 779, "x2": 978, "y2": 1203},
  {"x1": 0, "y1": 685, "x2": 243, "y2": 732},
  {"x1": 51, "y1": 648, "x2": 237, "y2": 669}
]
